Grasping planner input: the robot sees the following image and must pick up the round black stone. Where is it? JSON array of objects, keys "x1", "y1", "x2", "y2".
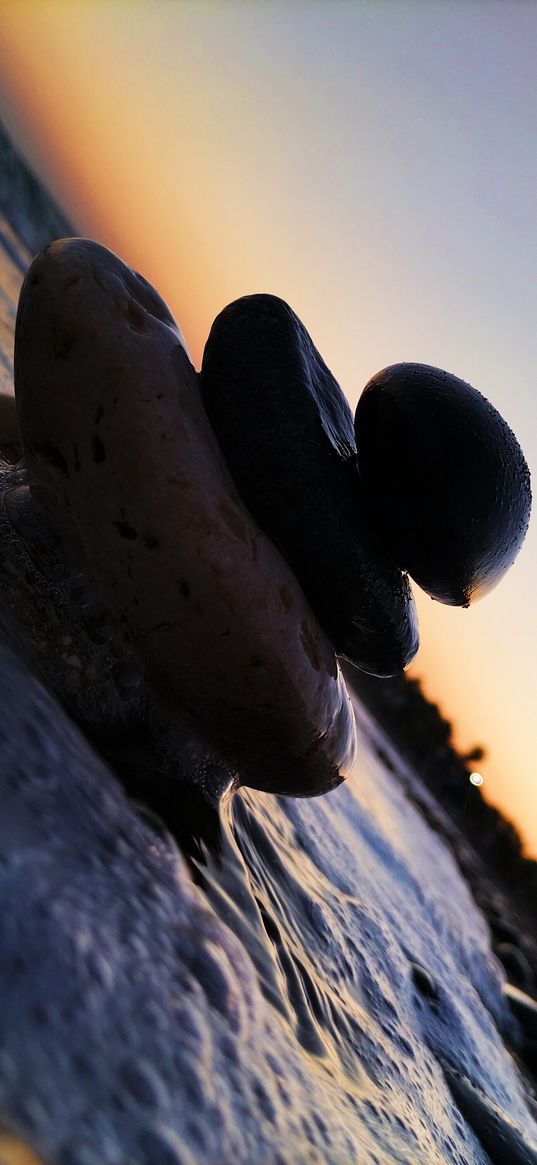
[{"x1": 354, "y1": 363, "x2": 531, "y2": 606}]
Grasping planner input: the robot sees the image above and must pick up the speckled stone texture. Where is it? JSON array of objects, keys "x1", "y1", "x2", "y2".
[{"x1": 14, "y1": 240, "x2": 356, "y2": 797}]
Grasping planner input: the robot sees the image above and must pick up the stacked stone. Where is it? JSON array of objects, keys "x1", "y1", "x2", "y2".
[{"x1": 1, "y1": 237, "x2": 531, "y2": 810}]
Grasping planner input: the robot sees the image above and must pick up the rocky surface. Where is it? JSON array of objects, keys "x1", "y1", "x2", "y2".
[
  {"x1": 1, "y1": 123, "x2": 537, "y2": 1164},
  {"x1": 1, "y1": 644, "x2": 537, "y2": 1164}
]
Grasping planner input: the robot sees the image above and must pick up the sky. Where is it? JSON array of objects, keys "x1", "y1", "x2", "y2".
[{"x1": 1, "y1": 1, "x2": 536, "y2": 853}]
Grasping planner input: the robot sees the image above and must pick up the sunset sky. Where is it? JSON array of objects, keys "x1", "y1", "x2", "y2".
[{"x1": 1, "y1": 2, "x2": 536, "y2": 852}]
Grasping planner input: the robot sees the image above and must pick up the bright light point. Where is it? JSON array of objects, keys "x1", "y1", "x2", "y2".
[{"x1": 469, "y1": 772, "x2": 484, "y2": 787}]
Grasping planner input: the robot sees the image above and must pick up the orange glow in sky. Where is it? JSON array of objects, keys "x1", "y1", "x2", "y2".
[{"x1": 1, "y1": 2, "x2": 536, "y2": 852}]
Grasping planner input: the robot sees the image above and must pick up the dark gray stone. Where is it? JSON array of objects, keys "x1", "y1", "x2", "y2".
[
  {"x1": 201, "y1": 294, "x2": 418, "y2": 678},
  {"x1": 355, "y1": 363, "x2": 531, "y2": 606}
]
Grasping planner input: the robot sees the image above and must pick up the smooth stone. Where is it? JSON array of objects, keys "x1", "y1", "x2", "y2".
[
  {"x1": 14, "y1": 239, "x2": 356, "y2": 796},
  {"x1": 355, "y1": 363, "x2": 531, "y2": 605},
  {"x1": 0, "y1": 392, "x2": 22, "y2": 462},
  {"x1": 0, "y1": 470, "x2": 229, "y2": 861},
  {"x1": 201, "y1": 294, "x2": 419, "y2": 677}
]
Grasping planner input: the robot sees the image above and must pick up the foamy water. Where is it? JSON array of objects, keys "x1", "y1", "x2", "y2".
[
  {"x1": 1, "y1": 157, "x2": 536, "y2": 1164},
  {"x1": 0, "y1": 644, "x2": 536, "y2": 1164}
]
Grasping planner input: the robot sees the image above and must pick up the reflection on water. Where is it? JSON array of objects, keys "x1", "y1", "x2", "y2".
[{"x1": 184, "y1": 698, "x2": 537, "y2": 1161}]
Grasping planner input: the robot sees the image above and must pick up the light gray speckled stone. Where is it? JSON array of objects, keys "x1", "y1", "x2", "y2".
[{"x1": 15, "y1": 239, "x2": 356, "y2": 797}]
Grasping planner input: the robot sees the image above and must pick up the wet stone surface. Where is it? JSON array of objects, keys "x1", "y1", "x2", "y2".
[
  {"x1": 201, "y1": 294, "x2": 418, "y2": 678},
  {"x1": 0, "y1": 178, "x2": 535, "y2": 1162}
]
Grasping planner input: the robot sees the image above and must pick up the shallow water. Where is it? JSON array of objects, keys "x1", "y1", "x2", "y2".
[
  {"x1": 205, "y1": 697, "x2": 537, "y2": 1163},
  {"x1": 1, "y1": 641, "x2": 536, "y2": 1164},
  {"x1": 1, "y1": 153, "x2": 537, "y2": 1164}
]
